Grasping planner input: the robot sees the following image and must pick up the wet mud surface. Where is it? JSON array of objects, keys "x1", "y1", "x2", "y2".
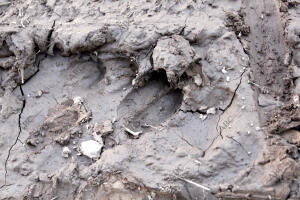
[{"x1": 0, "y1": 0, "x2": 299, "y2": 199}]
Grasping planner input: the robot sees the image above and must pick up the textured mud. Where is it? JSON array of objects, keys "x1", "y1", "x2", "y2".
[{"x1": 0, "y1": 0, "x2": 299, "y2": 199}]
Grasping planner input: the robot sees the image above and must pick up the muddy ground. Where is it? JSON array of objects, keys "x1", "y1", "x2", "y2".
[{"x1": 0, "y1": 0, "x2": 299, "y2": 199}]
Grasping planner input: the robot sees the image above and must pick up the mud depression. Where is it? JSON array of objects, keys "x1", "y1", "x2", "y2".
[{"x1": 0, "y1": 0, "x2": 300, "y2": 199}]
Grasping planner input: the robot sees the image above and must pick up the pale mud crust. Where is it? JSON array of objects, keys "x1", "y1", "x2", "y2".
[{"x1": 0, "y1": 0, "x2": 299, "y2": 199}]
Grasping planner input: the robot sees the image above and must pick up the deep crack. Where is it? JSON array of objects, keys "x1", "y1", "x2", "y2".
[
  {"x1": 0, "y1": 85, "x2": 26, "y2": 189},
  {"x1": 0, "y1": 56, "x2": 41, "y2": 189},
  {"x1": 202, "y1": 69, "x2": 246, "y2": 157}
]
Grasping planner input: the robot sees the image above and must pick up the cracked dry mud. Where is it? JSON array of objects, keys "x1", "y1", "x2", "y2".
[{"x1": 0, "y1": 0, "x2": 300, "y2": 199}]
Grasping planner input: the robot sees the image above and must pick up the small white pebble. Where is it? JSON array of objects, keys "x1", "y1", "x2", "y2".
[
  {"x1": 207, "y1": 107, "x2": 216, "y2": 115},
  {"x1": 248, "y1": 151, "x2": 252, "y2": 155},
  {"x1": 247, "y1": 131, "x2": 251, "y2": 135},
  {"x1": 241, "y1": 105, "x2": 246, "y2": 110},
  {"x1": 73, "y1": 96, "x2": 83, "y2": 105},
  {"x1": 255, "y1": 127, "x2": 261, "y2": 131},
  {"x1": 221, "y1": 67, "x2": 228, "y2": 74},
  {"x1": 293, "y1": 95, "x2": 299, "y2": 103},
  {"x1": 62, "y1": 147, "x2": 71, "y2": 158},
  {"x1": 123, "y1": 88, "x2": 126, "y2": 91},
  {"x1": 199, "y1": 114, "x2": 207, "y2": 121},
  {"x1": 242, "y1": 97, "x2": 245, "y2": 100},
  {"x1": 250, "y1": 121, "x2": 254, "y2": 127},
  {"x1": 226, "y1": 76, "x2": 230, "y2": 82}
]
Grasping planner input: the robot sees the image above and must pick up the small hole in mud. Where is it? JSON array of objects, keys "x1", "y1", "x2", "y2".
[{"x1": 118, "y1": 70, "x2": 183, "y2": 131}]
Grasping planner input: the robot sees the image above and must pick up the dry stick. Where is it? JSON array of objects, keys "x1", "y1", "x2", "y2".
[
  {"x1": 175, "y1": 175, "x2": 210, "y2": 191},
  {"x1": 0, "y1": 2, "x2": 11, "y2": 6},
  {"x1": 123, "y1": 126, "x2": 142, "y2": 138}
]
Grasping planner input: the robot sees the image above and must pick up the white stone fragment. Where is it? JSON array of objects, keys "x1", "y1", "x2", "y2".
[
  {"x1": 73, "y1": 96, "x2": 84, "y2": 105},
  {"x1": 255, "y1": 127, "x2": 261, "y2": 131},
  {"x1": 194, "y1": 74, "x2": 202, "y2": 86},
  {"x1": 226, "y1": 76, "x2": 230, "y2": 82},
  {"x1": 62, "y1": 147, "x2": 71, "y2": 158},
  {"x1": 199, "y1": 114, "x2": 207, "y2": 121},
  {"x1": 221, "y1": 67, "x2": 228, "y2": 74},
  {"x1": 80, "y1": 140, "x2": 103, "y2": 159},
  {"x1": 206, "y1": 107, "x2": 216, "y2": 115}
]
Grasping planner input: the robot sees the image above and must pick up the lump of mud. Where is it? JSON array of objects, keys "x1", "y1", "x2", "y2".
[{"x1": 152, "y1": 35, "x2": 195, "y2": 85}]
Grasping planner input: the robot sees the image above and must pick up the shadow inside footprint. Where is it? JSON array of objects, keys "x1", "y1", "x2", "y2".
[{"x1": 118, "y1": 71, "x2": 183, "y2": 131}]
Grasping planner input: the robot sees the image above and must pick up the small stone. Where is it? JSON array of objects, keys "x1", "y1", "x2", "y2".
[
  {"x1": 207, "y1": 107, "x2": 216, "y2": 115},
  {"x1": 247, "y1": 131, "x2": 251, "y2": 135},
  {"x1": 255, "y1": 127, "x2": 261, "y2": 131},
  {"x1": 80, "y1": 140, "x2": 103, "y2": 159},
  {"x1": 194, "y1": 74, "x2": 202, "y2": 86},
  {"x1": 226, "y1": 76, "x2": 230, "y2": 82},
  {"x1": 73, "y1": 96, "x2": 83, "y2": 105},
  {"x1": 221, "y1": 67, "x2": 228, "y2": 74},
  {"x1": 250, "y1": 121, "x2": 254, "y2": 127},
  {"x1": 293, "y1": 95, "x2": 299, "y2": 103},
  {"x1": 199, "y1": 114, "x2": 207, "y2": 121},
  {"x1": 37, "y1": 90, "x2": 43, "y2": 97},
  {"x1": 241, "y1": 97, "x2": 245, "y2": 100},
  {"x1": 248, "y1": 152, "x2": 252, "y2": 155},
  {"x1": 94, "y1": 120, "x2": 114, "y2": 137},
  {"x1": 241, "y1": 105, "x2": 246, "y2": 110},
  {"x1": 62, "y1": 147, "x2": 71, "y2": 158}
]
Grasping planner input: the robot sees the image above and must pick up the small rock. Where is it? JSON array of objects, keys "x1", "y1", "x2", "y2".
[
  {"x1": 207, "y1": 107, "x2": 216, "y2": 115},
  {"x1": 62, "y1": 147, "x2": 71, "y2": 158},
  {"x1": 37, "y1": 90, "x2": 43, "y2": 98},
  {"x1": 199, "y1": 114, "x2": 207, "y2": 121},
  {"x1": 221, "y1": 67, "x2": 228, "y2": 74},
  {"x1": 94, "y1": 120, "x2": 114, "y2": 137},
  {"x1": 226, "y1": 76, "x2": 230, "y2": 82},
  {"x1": 80, "y1": 140, "x2": 103, "y2": 159},
  {"x1": 194, "y1": 74, "x2": 202, "y2": 86},
  {"x1": 73, "y1": 96, "x2": 83, "y2": 105},
  {"x1": 292, "y1": 66, "x2": 300, "y2": 78},
  {"x1": 175, "y1": 147, "x2": 187, "y2": 158}
]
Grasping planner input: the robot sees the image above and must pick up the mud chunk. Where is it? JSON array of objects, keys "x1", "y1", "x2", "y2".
[
  {"x1": 258, "y1": 94, "x2": 277, "y2": 107},
  {"x1": 54, "y1": 131, "x2": 71, "y2": 145},
  {"x1": 293, "y1": 50, "x2": 300, "y2": 66},
  {"x1": 152, "y1": 35, "x2": 195, "y2": 85},
  {"x1": 291, "y1": 65, "x2": 300, "y2": 78},
  {"x1": 294, "y1": 78, "x2": 300, "y2": 96},
  {"x1": 62, "y1": 147, "x2": 72, "y2": 158},
  {"x1": 282, "y1": 130, "x2": 300, "y2": 147},
  {"x1": 80, "y1": 140, "x2": 103, "y2": 159},
  {"x1": 94, "y1": 120, "x2": 114, "y2": 137}
]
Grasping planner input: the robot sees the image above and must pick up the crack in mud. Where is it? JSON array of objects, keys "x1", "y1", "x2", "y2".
[
  {"x1": 202, "y1": 69, "x2": 246, "y2": 157},
  {"x1": 0, "y1": 58, "x2": 41, "y2": 189},
  {"x1": 0, "y1": 86, "x2": 25, "y2": 189}
]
